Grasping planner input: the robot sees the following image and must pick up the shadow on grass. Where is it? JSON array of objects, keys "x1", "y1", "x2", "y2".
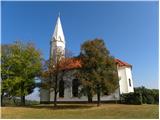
[{"x1": 8, "y1": 104, "x2": 95, "y2": 110}]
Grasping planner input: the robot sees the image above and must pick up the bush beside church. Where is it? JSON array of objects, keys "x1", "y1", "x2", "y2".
[{"x1": 120, "y1": 86, "x2": 159, "y2": 105}]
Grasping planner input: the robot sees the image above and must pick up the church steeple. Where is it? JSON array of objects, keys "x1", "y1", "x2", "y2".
[
  {"x1": 52, "y1": 13, "x2": 65, "y2": 43},
  {"x1": 58, "y1": 12, "x2": 60, "y2": 17},
  {"x1": 50, "y1": 14, "x2": 65, "y2": 63}
]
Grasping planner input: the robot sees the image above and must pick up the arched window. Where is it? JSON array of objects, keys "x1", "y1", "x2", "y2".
[
  {"x1": 129, "y1": 79, "x2": 131, "y2": 87},
  {"x1": 59, "y1": 80, "x2": 64, "y2": 97},
  {"x1": 72, "y1": 79, "x2": 79, "y2": 97}
]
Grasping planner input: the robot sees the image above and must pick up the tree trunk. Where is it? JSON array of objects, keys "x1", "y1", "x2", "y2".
[
  {"x1": 97, "y1": 85, "x2": 101, "y2": 107},
  {"x1": 54, "y1": 91, "x2": 57, "y2": 107},
  {"x1": 20, "y1": 82, "x2": 25, "y2": 106},
  {"x1": 87, "y1": 93, "x2": 93, "y2": 103},
  {"x1": 87, "y1": 87, "x2": 93, "y2": 103},
  {"x1": 54, "y1": 74, "x2": 58, "y2": 107},
  {"x1": 1, "y1": 91, "x2": 4, "y2": 106},
  {"x1": 21, "y1": 96, "x2": 25, "y2": 106}
]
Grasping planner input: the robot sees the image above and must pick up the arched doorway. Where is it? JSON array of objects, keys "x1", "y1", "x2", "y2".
[
  {"x1": 59, "y1": 80, "x2": 64, "y2": 97},
  {"x1": 72, "y1": 79, "x2": 79, "y2": 97}
]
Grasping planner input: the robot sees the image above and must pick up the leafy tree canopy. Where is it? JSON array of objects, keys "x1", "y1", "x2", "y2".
[
  {"x1": 1, "y1": 41, "x2": 43, "y2": 105},
  {"x1": 79, "y1": 39, "x2": 119, "y2": 105}
]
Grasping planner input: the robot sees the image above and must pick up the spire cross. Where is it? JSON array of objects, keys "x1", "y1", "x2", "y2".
[{"x1": 58, "y1": 12, "x2": 60, "y2": 17}]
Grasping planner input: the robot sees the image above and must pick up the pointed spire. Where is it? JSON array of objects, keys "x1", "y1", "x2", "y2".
[
  {"x1": 58, "y1": 12, "x2": 60, "y2": 17},
  {"x1": 52, "y1": 13, "x2": 65, "y2": 43}
]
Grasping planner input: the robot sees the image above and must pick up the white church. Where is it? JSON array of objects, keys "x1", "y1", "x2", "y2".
[{"x1": 40, "y1": 15, "x2": 134, "y2": 103}]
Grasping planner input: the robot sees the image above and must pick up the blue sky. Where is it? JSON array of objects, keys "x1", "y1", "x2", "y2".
[{"x1": 2, "y1": 1, "x2": 158, "y2": 93}]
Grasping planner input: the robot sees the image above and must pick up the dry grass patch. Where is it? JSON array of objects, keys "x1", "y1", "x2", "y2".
[{"x1": 1, "y1": 104, "x2": 159, "y2": 119}]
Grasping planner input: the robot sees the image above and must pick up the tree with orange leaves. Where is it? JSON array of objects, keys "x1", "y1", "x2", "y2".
[{"x1": 41, "y1": 49, "x2": 74, "y2": 107}]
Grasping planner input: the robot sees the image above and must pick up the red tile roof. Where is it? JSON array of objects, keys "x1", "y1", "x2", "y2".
[
  {"x1": 60, "y1": 58, "x2": 132, "y2": 70},
  {"x1": 115, "y1": 59, "x2": 132, "y2": 67},
  {"x1": 60, "y1": 58, "x2": 82, "y2": 70}
]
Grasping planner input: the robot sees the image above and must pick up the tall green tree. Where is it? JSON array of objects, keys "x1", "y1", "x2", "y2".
[
  {"x1": 1, "y1": 45, "x2": 14, "y2": 106},
  {"x1": 1, "y1": 41, "x2": 42, "y2": 106},
  {"x1": 79, "y1": 39, "x2": 119, "y2": 106}
]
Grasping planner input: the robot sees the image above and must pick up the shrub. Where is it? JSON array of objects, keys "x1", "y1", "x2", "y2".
[
  {"x1": 146, "y1": 94, "x2": 155, "y2": 104},
  {"x1": 121, "y1": 86, "x2": 159, "y2": 105},
  {"x1": 120, "y1": 92, "x2": 142, "y2": 105},
  {"x1": 2, "y1": 97, "x2": 39, "y2": 106},
  {"x1": 134, "y1": 86, "x2": 159, "y2": 104}
]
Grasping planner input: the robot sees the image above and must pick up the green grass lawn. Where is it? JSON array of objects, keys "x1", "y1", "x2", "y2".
[{"x1": 1, "y1": 104, "x2": 159, "y2": 119}]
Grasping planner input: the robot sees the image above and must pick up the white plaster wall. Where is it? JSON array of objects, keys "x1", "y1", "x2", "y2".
[
  {"x1": 53, "y1": 41, "x2": 65, "y2": 51},
  {"x1": 49, "y1": 69, "x2": 121, "y2": 102},
  {"x1": 49, "y1": 70, "x2": 74, "y2": 101},
  {"x1": 118, "y1": 66, "x2": 134, "y2": 94},
  {"x1": 49, "y1": 88, "x2": 54, "y2": 101},
  {"x1": 40, "y1": 78, "x2": 50, "y2": 102},
  {"x1": 40, "y1": 88, "x2": 50, "y2": 102},
  {"x1": 125, "y1": 67, "x2": 134, "y2": 93},
  {"x1": 41, "y1": 66, "x2": 134, "y2": 102},
  {"x1": 56, "y1": 41, "x2": 65, "y2": 49},
  {"x1": 118, "y1": 67, "x2": 128, "y2": 94},
  {"x1": 53, "y1": 41, "x2": 65, "y2": 57},
  {"x1": 50, "y1": 88, "x2": 120, "y2": 102}
]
